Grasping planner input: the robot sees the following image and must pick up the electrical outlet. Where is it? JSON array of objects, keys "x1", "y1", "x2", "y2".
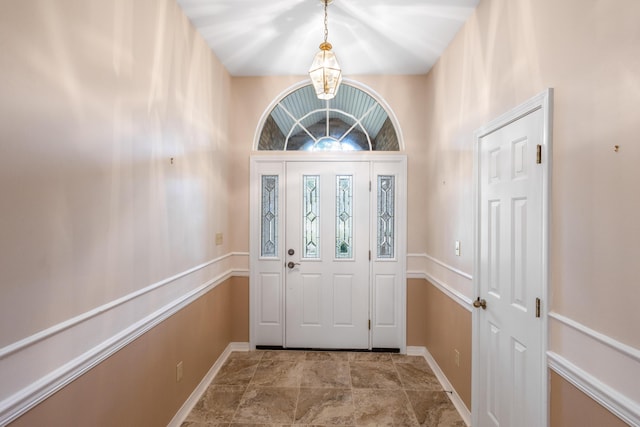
[
  {"x1": 455, "y1": 240, "x2": 461, "y2": 256},
  {"x1": 176, "y1": 361, "x2": 183, "y2": 382},
  {"x1": 454, "y1": 349, "x2": 460, "y2": 367},
  {"x1": 215, "y1": 233, "x2": 223, "y2": 245}
]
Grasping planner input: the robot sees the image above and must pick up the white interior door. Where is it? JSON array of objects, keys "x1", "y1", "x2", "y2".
[
  {"x1": 474, "y1": 104, "x2": 547, "y2": 426},
  {"x1": 284, "y1": 161, "x2": 370, "y2": 349}
]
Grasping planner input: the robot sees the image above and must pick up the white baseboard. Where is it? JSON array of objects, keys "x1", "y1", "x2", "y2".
[
  {"x1": 168, "y1": 342, "x2": 250, "y2": 427},
  {"x1": 407, "y1": 346, "x2": 471, "y2": 426}
]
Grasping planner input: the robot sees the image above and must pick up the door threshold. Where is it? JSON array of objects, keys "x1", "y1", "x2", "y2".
[{"x1": 256, "y1": 345, "x2": 400, "y2": 353}]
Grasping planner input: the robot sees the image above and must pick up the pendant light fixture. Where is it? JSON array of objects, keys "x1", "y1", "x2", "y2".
[{"x1": 308, "y1": 0, "x2": 342, "y2": 100}]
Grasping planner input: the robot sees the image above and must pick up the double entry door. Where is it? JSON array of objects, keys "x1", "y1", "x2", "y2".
[{"x1": 251, "y1": 158, "x2": 405, "y2": 351}]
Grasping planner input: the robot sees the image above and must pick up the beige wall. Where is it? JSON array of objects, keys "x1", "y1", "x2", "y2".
[
  {"x1": 0, "y1": 0, "x2": 231, "y2": 347},
  {"x1": 0, "y1": 0, "x2": 237, "y2": 422},
  {"x1": 550, "y1": 371, "x2": 629, "y2": 427},
  {"x1": 9, "y1": 277, "x2": 249, "y2": 427}
]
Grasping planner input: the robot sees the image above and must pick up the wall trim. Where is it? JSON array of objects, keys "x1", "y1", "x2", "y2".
[
  {"x1": 0, "y1": 253, "x2": 250, "y2": 426},
  {"x1": 408, "y1": 271, "x2": 473, "y2": 312},
  {"x1": 549, "y1": 312, "x2": 640, "y2": 363},
  {"x1": 417, "y1": 253, "x2": 473, "y2": 280},
  {"x1": 547, "y1": 351, "x2": 640, "y2": 427},
  {"x1": 0, "y1": 252, "x2": 249, "y2": 360},
  {"x1": 407, "y1": 346, "x2": 471, "y2": 426},
  {"x1": 547, "y1": 311, "x2": 640, "y2": 426},
  {"x1": 169, "y1": 342, "x2": 250, "y2": 427},
  {"x1": 407, "y1": 253, "x2": 473, "y2": 311}
]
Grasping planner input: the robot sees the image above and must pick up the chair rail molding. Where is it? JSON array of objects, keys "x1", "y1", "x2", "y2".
[
  {"x1": 0, "y1": 252, "x2": 249, "y2": 426},
  {"x1": 407, "y1": 253, "x2": 473, "y2": 310},
  {"x1": 548, "y1": 311, "x2": 640, "y2": 426}
]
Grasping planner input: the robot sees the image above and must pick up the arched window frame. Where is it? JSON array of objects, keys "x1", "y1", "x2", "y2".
[{"x1": 253, "y1": 79, "x2": 405, "y2": 152}]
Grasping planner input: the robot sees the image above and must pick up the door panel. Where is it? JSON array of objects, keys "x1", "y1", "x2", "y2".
[
  {"x1": 258, "y1": 273, "x2": 281, "y2": 324},
  {"x1": 476, "y1": 108, "x2": 544, "y2": 427},
  {"x1": 285, "y1": 161, "x2": 370, "y2": 349}
]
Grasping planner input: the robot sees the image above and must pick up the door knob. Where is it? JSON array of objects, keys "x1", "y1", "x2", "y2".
[
  {"x1": 473, "y1": 297, "x2": 487, "y2": 310},
  {"x1": 287, "y1": 261, "x2": 301, "y2": 269}
]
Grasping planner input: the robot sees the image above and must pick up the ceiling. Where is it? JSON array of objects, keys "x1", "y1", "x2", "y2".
[{"x1": 177, "y1": 0, "x2": 480, "y2": 77}]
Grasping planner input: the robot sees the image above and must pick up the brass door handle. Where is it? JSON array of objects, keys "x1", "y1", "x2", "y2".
[
  {"x1": 287, "y1": 261, "x2": 301, "y2": 269},
  {"x1": 473, "y1": 297, "x2": 487, "y2": 310}
]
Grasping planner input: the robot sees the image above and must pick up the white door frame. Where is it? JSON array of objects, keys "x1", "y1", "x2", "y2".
[
  {"x1": 249, "y1": 153, "x2": 407, "y2": 352},
  {"x1": 472, "y1": 89, "x2": 553, "y2": 426}
]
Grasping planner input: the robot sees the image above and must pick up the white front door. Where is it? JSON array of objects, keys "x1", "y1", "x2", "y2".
[
  {"x1": 474, "y1": 93, "x2": 550, "y2": 427},
  {"x1": 250, "y1": 155, "x2": 407, "y2": 352},
  {"x1": 284, "y1": 161, "x2": 370, "y2": 349}
]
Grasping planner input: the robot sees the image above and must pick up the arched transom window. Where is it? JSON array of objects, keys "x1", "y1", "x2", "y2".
[{"x1": 257, "y1": 82, "x2": 400, "y2": 151}]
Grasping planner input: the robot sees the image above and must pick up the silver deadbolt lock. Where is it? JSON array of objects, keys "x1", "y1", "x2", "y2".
[{"x1": 288, "y1": 249, "x2": 295, "y2": 256}]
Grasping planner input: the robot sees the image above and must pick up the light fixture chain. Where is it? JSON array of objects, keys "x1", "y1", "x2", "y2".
[{"x1": 324, "y1": 0, "x2": 329, "y2": 43}]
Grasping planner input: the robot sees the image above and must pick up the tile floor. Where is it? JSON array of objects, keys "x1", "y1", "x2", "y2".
[{"x1": 182, "y1": 350, "x2": 466, "y2": 426}]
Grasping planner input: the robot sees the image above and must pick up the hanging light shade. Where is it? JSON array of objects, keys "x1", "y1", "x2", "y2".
[{"x1": 309, "y1": 0, "x2": 342, "y2": 100}]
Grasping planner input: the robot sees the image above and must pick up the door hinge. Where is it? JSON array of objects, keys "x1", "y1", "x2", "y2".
[
  {"x1": 535, "y1": 297, "x2": 541, "y2": 318},
  {"x1": 368, "y1": 319, "x2": 371, "y2": 330},
  {"x1": 369, "y1": 250, "x2": 371, "y2": 261},
  {"x1": 536, "y1": 144, "x2": 542, "y2": 164},
  {"x1": 369, "y1": 180, "x2": 372, "y2": 192}
]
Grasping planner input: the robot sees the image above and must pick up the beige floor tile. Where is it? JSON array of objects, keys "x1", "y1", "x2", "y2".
[
  {"x1": 350, "y1": 361, "x2": 403, "y2": 389},
  {"x1": 406, "y1": 390, "x2": 466, "y2": 427},
  {"x1": 305, "y1": 351, "x2": 350, "y2": 361},
  {"x1": 353, "y1": 388, "x2": 419, "y2": 426},
  {"x1": 251, "y1": 360, "x2": 304, "y2": 387},
  {"x1": 182, "y1": 422, "x2": 229, "y2": 427},
  {"x1": 228, "y1": 351, "x2": 265, "y2": 361},
  {"x1": 395, "y1": 363, "x2": 441, "y2": 391},
  {"x1": 233, "y1": 387, "x2": 298, "y2": 424},
  {"x1": 294, "y1": 388, "x2": 355, "y2": 425},
  {"x1": 301, "y1": 361, "x2": 351, "y2": 388},
  {"x1": 185, "y1": 351, "x2": 464, "y2": 427},
  {"x1": 213, "y1": 359, "x2": 260, "y2": 386},
  {"x1": 184, "y1": 385, "x2": 245, "y2": 424},
  {"x1": 229, "y1": 424, "x2": 291, "y2": 427},
  {"x1": 349, "y1": 352, "x2": 393, "y2": 362},
  {"x1": 261, "y1": 350, "x2": 308, "y2": 361},
  {"x1": 392, "y1": 354, "x2": 430, "y2": 368}
]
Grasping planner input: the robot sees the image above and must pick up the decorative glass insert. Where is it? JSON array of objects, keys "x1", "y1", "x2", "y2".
[
  {"x1": 303, "y1": 175, "x2": 320, "y2": 258},
  {"x1": 257, "y1": 83, "x2": 400, "y2": 151},
  {"x1": 261, "y1": 175, "x2": 278, "y2": 257},
  {"x1": 335, "y1": 175, "x2": 353, "y2": 259},
  {"x1": 377, "y1": 175, "x2": 395, "y2": 258}
]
